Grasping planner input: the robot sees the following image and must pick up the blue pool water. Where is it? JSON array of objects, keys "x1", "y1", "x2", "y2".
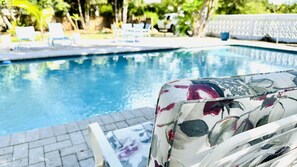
[{"x1": 0, "y1": 46, "x2": 296, "y2": 135}]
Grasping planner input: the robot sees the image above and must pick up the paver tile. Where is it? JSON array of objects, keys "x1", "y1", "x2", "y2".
[
  {"x1": 0, "y1": 154, "x2": 12, "y2": 164},
  {"x1": 12, "y1": 157, "x2": 28, "y2": 167},
  {"x1": 10, "y1": 132, "x2": 26, "y2": 145},
  {"x1": 29, "y1": 137, "x2": 56, "y2": 148},
  {"x1": 61, "y1": 154, "x2": 79, "y2": 167},
  {"x1": 13, "y1": 143, "x2": 28, "y2": 160},
  {"x1": 66, "y1": 122, "x2": 80, "y2": 133},
  {"x1": 98, "y1": 114, "x2": 114, "y2": 124},
  {"x1": 77, "y1": 120, "x2": 89, "y2": 130},
  {"x1": 52, "y1": 124, "x2": 67, "y2": 136},
  {"x1": 121, "y1": 110, "x2": 135, "y2": 119},
  {"x1": 115, "y1": 121, "x2": 129, "y2": 129},
  {"x1": 104, "y1": 124, "x2": 117, "y2": 131},
  {"x1": 0, "y1": 146, "x2": 13, "y2": 156},
  {"x1": 82, "y1": 130, "x2": 88, "y2": 137},
  {"x1": 0, "y1": 136, "x2": 10, "y2": 148},
  {"x1": 45, "y1": 151, "x2": 61, "y2": 167},
  {"x1": 79, "y1": 158, "x2": 94, "y2": 167},
  {"x1": 88, "y1": 116, "x2": 103, "y2": 125},
  {"x1": 0, "y1": 161, "x2": 12, "y2": 167},
  {"x1": 60, "y1": 143, "x2": 88, "y2": 156},
  {"x1": 28, "y1": 162, "x2": 45, "y2": 167},
  {"x1": 44, "y1": 140, "x2": 72, "y2": 153},
  {"x1": 40, "y1": 127, "x2": 54, "y2": 139},
  {"x1": 25, "y1": 129, "x2": 40, "y2": 142},
  {"x1": 69, "y1": 131, "x2": 85, "y2": 145},
  {"x1": 29, "y1": 147, "x2": 44, "y2": 165},
  {"x1": 126, "y1": 117, "x2": 147, "y2": 126},
  {"x1": 110, "y1": 112, "x2": 125, "y2": 122},
  {"x1": 56, "y1": 134, "x2": 70, "y2": 142},
  {"x1": 76, "y1": 149, "x2": 93, "y2": 161}
]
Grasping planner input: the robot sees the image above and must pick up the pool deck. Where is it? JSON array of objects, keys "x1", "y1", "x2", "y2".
[
  {"x1": 1, "y1": 37, "x2": 297, "y2": 61},
  {"x1": 0, "y1": 37, "x2": 297, "y2": 167},
  {"x1": 0, "y1": 107, "x2": 154, "y2": 167}
]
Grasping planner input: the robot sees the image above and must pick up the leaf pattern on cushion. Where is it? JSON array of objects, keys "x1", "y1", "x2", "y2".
[
  {"x1": 178, "y1": 119, "x2": 209, "y2": 137},
  {"x1": 256, "y1": 115, "x2": 269, "y2": 127},
  {"x1": 234, "y1": 118, "x2": 254, "y2": 136},
  {"x1": 252, "y1": 95, "x2": 267, "y2": 101},
  {"x1": 260, "y1": 95, "x2": 277, "y2": 109},
  {"x1": 208, "y1": 116, "x2": 238, "y2": 146},
  {"x1": 204, "y1": 100, "x2": 244, "y2": 117}
]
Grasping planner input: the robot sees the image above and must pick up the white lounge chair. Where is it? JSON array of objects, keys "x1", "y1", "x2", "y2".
[
  {"x1": 143, "y1": 23, "x2": 151, "y2": 37},
  {"x1": 48, "y1": 23, "x2": 72, "y2": 46},
  {"x1": 15, "y1": 26, "x2": 36, "y2": 49},
  {"x1": 89, "y1": 70, "x2": 297, "y2": 167},
  {"x1": 111, "y1": 24, "x2": 123, "y2": 42}
]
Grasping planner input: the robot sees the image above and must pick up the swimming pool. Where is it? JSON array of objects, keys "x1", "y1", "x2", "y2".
[{"x1": 0, "y1": 46, "x2": 296, "y2": 135}]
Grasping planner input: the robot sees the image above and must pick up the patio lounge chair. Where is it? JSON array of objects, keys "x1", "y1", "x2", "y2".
[
  {"x1": 89, "y1": 70, "x2": 297, "y2": 167},
  {"x1": 15, "y1": 26, "x2": 36, "y2": 49},
  {"x1": 48, "y1": 23, "x2": 72, "y2": 46},
  {"x1": 143, "y1": 23, "x2": 151, "y2": 37}
]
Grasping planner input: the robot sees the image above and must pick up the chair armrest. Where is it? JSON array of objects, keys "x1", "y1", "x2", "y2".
[
  {"x1": 200, "y1": 114, "x2": 297, "y2": 166},
  {"x1": 88, "y1": 123, "x2": 123, "y2": 167}
]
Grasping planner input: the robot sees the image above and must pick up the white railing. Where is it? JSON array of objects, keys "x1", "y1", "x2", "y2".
[{"x1": 205, "y1": 14, "x2": 297, "y2": 43}]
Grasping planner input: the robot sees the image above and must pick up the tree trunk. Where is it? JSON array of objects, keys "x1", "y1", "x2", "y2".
[
  {"x1": 77, "y1": 0, "x2": 86, "y2": 29},
  {"x1": 193, "y1": 0, "x2": 217, "y2": 37},
  {"x1": 84, "y1": 0, "x2": 90, "y2": 26},
  {"x1": 114, "y1": 0, "x2": 118, "y2": 24},
  {"x1": 66, "y1": 12, "x2": 77, "y2": 30},
  {"x1": 122, "y1": 0, "x2": 128, "y2": 23},
  {"x1": 1, "y1": 15, "x2": 12, "y2": 30}
]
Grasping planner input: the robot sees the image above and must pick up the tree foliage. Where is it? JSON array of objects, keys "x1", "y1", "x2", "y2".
[
  {"x1": 216, "y1": 0, "x2": 270, "y2": 14},
  {"x1": 9, "y1": 0, "x2": 54, "y2": 37}
]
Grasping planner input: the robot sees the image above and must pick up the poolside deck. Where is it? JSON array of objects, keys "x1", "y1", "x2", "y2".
[
  {"x1": 0, "y1": 107, "x2": 154, "y2": 167},
  {"x1": 1, "y1": 37, "x2": 297, "y2": 62},
  {"x1": 0, "y1": 37, "x2": 297, "y2": 167}
]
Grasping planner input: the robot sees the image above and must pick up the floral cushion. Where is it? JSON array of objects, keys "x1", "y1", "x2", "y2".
[
  {"x1": 148, "y1": 70, "x2": 297, "y2": 167},
  {"x1": 106, "y1": 122, "x2": 153, "y2": 167}
]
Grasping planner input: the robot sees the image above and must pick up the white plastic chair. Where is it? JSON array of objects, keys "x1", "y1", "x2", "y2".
[
  {"x1": 48, "y1": 23, "x2": 72, "y2": 46},
  {"x1": 15, "y1": 26, "x2": 36, "y2": 49}
]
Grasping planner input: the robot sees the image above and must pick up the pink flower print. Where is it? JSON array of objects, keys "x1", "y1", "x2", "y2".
[
  {"x1": 187, "y1": 84, "x2": 220, "y2": 100},
  {"x1": 117, "y1": 139, "x2": 138, "y2": 160}
]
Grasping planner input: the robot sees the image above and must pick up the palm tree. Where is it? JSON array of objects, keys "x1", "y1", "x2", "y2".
[{"x1": 9, "y1": 0, "x2": 54, "y2": 38}]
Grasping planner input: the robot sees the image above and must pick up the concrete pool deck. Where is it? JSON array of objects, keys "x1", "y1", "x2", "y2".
[
  {"x1": 0, "y1": 37, "x2": 297, "y2": 167},
  {"x1": 1, "y1": 37, "x2": 297, "y2": 61}
]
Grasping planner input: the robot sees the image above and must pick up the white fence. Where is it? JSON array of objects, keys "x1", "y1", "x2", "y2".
[{"x1": 205, "y1": 14, "x2": 297, "y2": 43}]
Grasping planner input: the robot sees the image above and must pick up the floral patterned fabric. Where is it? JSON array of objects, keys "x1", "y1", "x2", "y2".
[
  {"x1": 148, "y1": 70, "x2": 297, "y2": 167},
  {"x1": 106, "y1": 122, "x2": 153, "y2": 167}
]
